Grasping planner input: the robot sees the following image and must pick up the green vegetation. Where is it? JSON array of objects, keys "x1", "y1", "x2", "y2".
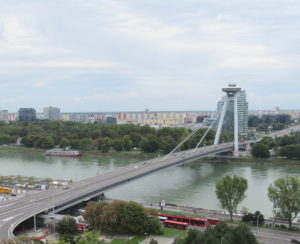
[
  {"x1": 252, "y1": 143, "x2": 270, "y2": 158},
  {"x1": 248, "y1": 114, "x2": 291, "y2": 132},
  {"x1": 215, "y1": 175, "x2": 248, "y2": 221},
  {"x1": 242, "y1": 211, "x2": 265, "y2": 225},
  {"x1": 0, "y1": 121, "x2": 233, "y2": 154},
  {"x1": 56, "y1": 216, "x2": 78, "y2": 243},
  {"x1": 268, "y1": 176, "x2": 300, "y2": 229},
  {"x1": 84, "y1": 200, "x2": 161, "y2": 235},
  {"x1": 183, "y1": 222, "x2": 258, "y2": 244}
]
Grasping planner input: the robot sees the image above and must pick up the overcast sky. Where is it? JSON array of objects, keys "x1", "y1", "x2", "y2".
[{"x1": 0, "y1": 0, "x2": 299, "y2": 112}]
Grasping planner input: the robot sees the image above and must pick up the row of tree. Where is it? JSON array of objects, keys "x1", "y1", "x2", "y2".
[
  {"x1": 216, "y1": 175, "x2": 300, "y2": 229},
  {"x1": 0, "y1": 121, "x2": 233, "y2": 153},
  {"x1": 251, "y1": 133, "x2": 300, "y2": 159},
  {"x1": 184, "y1": 222, "x2": 258, "y2": 244},
  {"x1": 248, "y1": 114, "x2": 292, "y2": 130},
  {"x1": 83, "y1": 200, "x2": 161, "y2": 235}
]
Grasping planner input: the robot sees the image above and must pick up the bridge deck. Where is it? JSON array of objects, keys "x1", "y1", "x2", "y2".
[{"x1": 0, "y1": 142, "x2": 235, "y2": 240}]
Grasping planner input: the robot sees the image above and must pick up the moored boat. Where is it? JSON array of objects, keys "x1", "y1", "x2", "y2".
[{"x1": 44, "y1": 148, "x2": 82, "y2": 157}]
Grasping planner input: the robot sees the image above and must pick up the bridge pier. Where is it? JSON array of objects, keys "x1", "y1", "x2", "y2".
[
  {"x1": 91, "y1": 193, "x2": 105, "y2": 202},
  {"x1": 214, "y1": 84, "x2": 241, "y2": 157}
]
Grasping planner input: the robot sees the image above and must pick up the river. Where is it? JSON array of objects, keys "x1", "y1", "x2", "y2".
[{"x1": 1, "y1": 150, "x2": 299, "y2": 217}]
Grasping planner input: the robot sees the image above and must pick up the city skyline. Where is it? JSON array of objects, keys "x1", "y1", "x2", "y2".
[{"x1": 0, "y1": 1, "x2": 299, "y2": 112}]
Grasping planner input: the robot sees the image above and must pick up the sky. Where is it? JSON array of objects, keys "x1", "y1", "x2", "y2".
[{"x1": 0, "y1": 0, "x2": 299, "y2": 112}]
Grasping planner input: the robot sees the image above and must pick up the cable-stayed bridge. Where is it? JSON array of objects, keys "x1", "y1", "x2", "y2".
[{"x1": 0, "y1": 141, "x2": 240, "y2": 240}]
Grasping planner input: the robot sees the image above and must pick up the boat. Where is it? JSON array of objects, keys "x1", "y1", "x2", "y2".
[{"x1": 44, "y1": 148, "x2": 82, "y2": 157}]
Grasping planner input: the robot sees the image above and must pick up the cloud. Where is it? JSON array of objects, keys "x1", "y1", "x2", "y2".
[{"x1": 0, "y1": 0, "x2": 299, "y2": 112}]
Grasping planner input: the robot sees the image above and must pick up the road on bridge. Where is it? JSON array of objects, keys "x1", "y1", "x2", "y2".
[{"x1": 0, "y1": 142, "x2": 235, "y2": 240}]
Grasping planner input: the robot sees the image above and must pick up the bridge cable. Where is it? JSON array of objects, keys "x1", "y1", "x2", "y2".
[
  {"x1": 162, "y1": 103, "x2": 225, "y2": 160},
  {"x1": 162, "y1": 123, "x2": 208, "y2": 160},
  {"x1": 193, "y1": 103, "x2": 224, "y2": 152}
]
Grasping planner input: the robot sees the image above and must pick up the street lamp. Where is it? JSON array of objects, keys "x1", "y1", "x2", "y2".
[
  {"x1": 256, "y1": 213, "x2": 262, "y2": 237},
  {"x1": 52, "y1": 186, "x2": 55, "y2": 232},
  {"x1": 30, "y1": 199, "x2": 37, "y2": 237}
]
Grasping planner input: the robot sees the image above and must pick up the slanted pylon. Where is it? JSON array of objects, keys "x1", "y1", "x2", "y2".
[{"x1": 214, "y1": 84, "x2": 241, "y2": 157}]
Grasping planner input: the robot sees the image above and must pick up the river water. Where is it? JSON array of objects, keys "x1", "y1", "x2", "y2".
[{"x1": 1, "y1": 150, "x2": 299, "y2": 217}]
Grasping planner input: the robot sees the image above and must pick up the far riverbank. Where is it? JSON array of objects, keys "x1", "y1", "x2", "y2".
[
  {"x1": 1, "y1": 145, "x2": 300, "y2": 165},
  {"x1": 0, "y1": 146, "x2": 156, "y2": 159},
  {"x1": 201, "y1": 156, "x2": 300, "y2": 165}
]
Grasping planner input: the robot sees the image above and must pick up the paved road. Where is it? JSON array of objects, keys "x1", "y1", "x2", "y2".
[
  {"x1": 0, "y1": 142, "x2": 235, "y2": 241},
  {"x1": 260, "y1": 125, "x2": 300, "y2": 139},
  {"x1": 144, "y1": 202, "x2": 300, "y2": 244},
  {"x1": 1, "y1": 125, "x2": 299, "y2": 241}
]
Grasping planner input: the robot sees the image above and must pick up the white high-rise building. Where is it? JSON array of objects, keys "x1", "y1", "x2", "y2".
[
  {"x1": 237, "y1": 90, "x2": 248, "y2": 136},
  {"x1": 216, "y1": 86, "x2": 248, "y2": 136},
  {"x1": 214, "y1": 84, "x2": 248, "y2": 157},
  {"x1": 44, "y1": 106, "x2": 61, "y2": 120},
  {"x1": 0, "y1": 110, "x2": 8, "y2": 123}
]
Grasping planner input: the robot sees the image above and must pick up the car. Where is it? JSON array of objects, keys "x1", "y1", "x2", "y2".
[
  {"x1": 10, "y1": 193, "x2": 16, "y2": 197},
  {"x1": 62, "y1": 186, "x2": 69, "y2": 190},
  {"x1": 291, "y1": 239, "x2": 300, "y2": 243}
]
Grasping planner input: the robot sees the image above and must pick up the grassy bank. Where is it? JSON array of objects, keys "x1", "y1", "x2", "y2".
[{"x1": 0, "y1": 146, "x2": 157, "y2": 159}]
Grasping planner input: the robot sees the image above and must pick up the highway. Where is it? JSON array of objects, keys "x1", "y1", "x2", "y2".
[{"x1": 0, "y1": 142, "x2": 235, "y2": 240}]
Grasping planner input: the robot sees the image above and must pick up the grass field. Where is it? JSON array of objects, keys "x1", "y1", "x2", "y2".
[{"x1": 97, "y1": 227, "x2": 188, "y2": 244}]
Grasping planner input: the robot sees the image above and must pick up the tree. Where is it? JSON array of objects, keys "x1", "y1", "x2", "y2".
[
  {"x1": 79, "y1": 138, "x2": 94, "y2": 150},
  {"x1": 280, "y1": 144, "x2": 300, "y2": 159},
  {"x1": 242, "y1": 211, "x2": 264, "y2": 225},
  {"x1": 57, "y1": 216, "x2": 77, "y2": 235},
  {"x1": 40, "y1": 136, "x2": 55, "y2": 149},
  {"x1": 251, "y1": 143, "x2": 270, "y2": 158},
  {"x1": 28, "y1": 176, "x2": 35, "y2": 186},
  {"x1": 215, "y1": 175, "x2": 248, "y2": 221},
  {"x1": 159, "y1": 136, "x2": 176, "y2": 154},
  {"x1": 268, "y1": 176, "x2": 300, "y2": 229},
  {"x1": 99, "y1": 137, "x2": 112, "y2": 153},
  {"x1": 112, "y1": 138, "x2": 123, "y2": 151},
  {"x1": 122, "y1": 135, "x2": 133, "y2": 151},
  {"x1": 84, "y1": 200, "x2": 161, "y2": 235},
  {"x1": 140, "y1": 136, "x2": 159, "y2": 153},
  {"x1": 183, "y1": 222, "x2": 258, "y2": 244},
  {"x1": 60, "y1": 138, "x2": 71, "y2": 148}
]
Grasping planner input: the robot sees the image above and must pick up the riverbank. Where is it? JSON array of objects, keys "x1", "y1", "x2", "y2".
[
  {"x1": 2, "y1": 145, "x2": 300, "y2": 165},
  {"x1": 0, "y1": 146, "x2": 156, "y2": 159},
  {"x1": 201, "y1": 156, "x2": 300, "y2": 165}
]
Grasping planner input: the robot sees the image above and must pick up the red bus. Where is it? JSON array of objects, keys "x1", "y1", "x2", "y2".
[
  {"x1": 164, "y1": 220, "x2": 188, "y2": 230},
  {"x1": 158, "y1": 213, "x2": 207, "y2": 227},
  {"x1": 206, "y1": 217, "x2": 220, "y2": 225}
]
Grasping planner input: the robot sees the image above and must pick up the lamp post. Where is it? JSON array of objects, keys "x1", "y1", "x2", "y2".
[
  {"x1": 31, "y1": 199, "x2": 37, "y2": 236},
  {"x1": 256, "y1": 213, "x2": 262, "y2": 237},
  {"x1": 52, "y1": 186, "x2": 56, "y2": 232}
]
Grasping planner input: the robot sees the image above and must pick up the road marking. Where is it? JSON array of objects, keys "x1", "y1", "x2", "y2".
[
  {"x1": 258, "y1": 231, "x2": 295, "y2": 241},
  {"x1": 0, "y1": 212, "x2": 24, "y2": 222},
  {"x1": 0, "y1": 202, "x2": 17, "y2": 208}
]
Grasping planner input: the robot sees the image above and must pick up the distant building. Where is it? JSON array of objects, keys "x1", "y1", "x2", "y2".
[
  {"x1": 106, "y1": 117, "x2": 117, "y2": 124},
  {"x1": 8, "y1": 113, "x2": 16, "y2": 122},
  {"x1": 0, "y1": 110, "x2": 8, "y2": 123},
  {"x1": 44, "y1": 106, "x2": 61, "y2": 120},
  {"x1": 17, "y1": 108, "x2": 36, "y2": 122}
]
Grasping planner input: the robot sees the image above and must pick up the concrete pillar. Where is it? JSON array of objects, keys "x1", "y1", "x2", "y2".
[
  {"x1": 214, "y1": 97, "x2": 228, "y2": 145},
  {"x1": 234, "y1": 92, "x2": 239, "y2": 157}
]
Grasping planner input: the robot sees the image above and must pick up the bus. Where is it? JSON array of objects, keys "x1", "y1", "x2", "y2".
[
  {"x1": 0, "y1": 187, "x2": 11, "y2": 194},
  {"x1": 158, "y1": 213, "x2": 207, "y2": 227},
  {"x1": 206, "y1": 217, "x2": 220, "y2": 225},
  {"x1": 164, "y1": 220, "x2": 188, "y2": 230}
]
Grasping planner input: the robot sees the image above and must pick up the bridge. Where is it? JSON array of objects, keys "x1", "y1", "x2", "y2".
[
  {"x1": 1, "y1": 121, "x2": 299, "y2": 240},
  {"x1": 0, "y1": 142, "x2": 239, "y2": 240},
  {"x1": 0, "y1": 83, "x2": 299, "y2": 240}
]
